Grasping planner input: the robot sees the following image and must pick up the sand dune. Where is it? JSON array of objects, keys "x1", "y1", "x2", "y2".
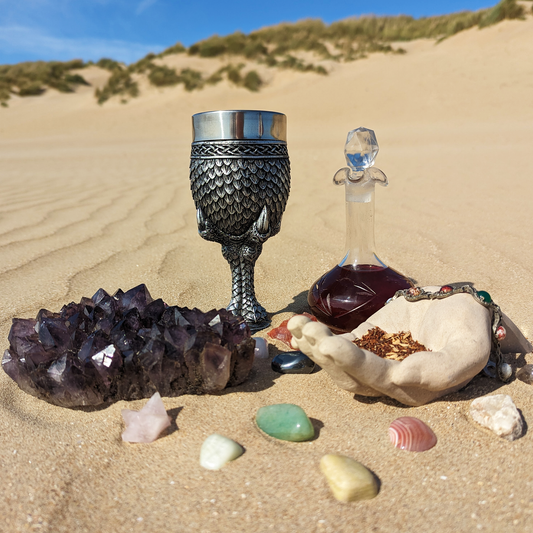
[{"x1": 0, "y1": 16, "x2": 532, "y2": 533}]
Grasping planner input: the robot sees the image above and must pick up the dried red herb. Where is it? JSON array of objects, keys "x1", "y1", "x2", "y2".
[{"x1": 354, "y1": 327, "x2": 429, "y2": 361}]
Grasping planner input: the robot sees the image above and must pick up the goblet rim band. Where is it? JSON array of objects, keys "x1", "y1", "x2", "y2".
[{"x1": 192, "y1": 110, "x2": 287, "y2": 142}]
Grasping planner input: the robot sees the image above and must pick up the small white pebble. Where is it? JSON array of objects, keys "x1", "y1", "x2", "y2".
[
  {"x1": 200, "y1": 434, "x2": 244, "y2": 470},
  {"x1": 470, "y1": 394, "x2": 523, "y2": 441},
  {"x1": 441, "y1": 476, "x2": 448, "y2": 480}
]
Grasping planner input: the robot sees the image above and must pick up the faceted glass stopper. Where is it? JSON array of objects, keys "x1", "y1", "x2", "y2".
[
  {"x1": 345, "y1": 127, "x2": 379, "y2": 171},
  {"x1": 333, "y1": 127, "x2": 387, "y2": 187}
]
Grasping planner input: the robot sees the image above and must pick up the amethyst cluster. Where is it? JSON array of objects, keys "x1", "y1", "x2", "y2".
[{"x1": 2, "y1": 285, "x2": 255, "y2": 407}]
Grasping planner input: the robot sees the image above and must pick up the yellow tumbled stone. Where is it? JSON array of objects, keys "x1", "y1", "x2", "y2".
[{"x1": 320, "y1": 454, "x2": 379, "y2": 502}]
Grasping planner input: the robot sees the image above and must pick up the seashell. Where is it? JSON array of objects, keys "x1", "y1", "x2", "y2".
[{"x1": 389, "y1": 417, "x2": 437, "y2": 452}]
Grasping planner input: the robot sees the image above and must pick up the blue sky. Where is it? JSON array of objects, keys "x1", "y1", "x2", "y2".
[{"x1": 0, "y1": 1, "x2": 495, "y2": 65}]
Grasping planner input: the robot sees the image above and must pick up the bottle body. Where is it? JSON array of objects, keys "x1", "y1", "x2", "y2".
[
  {"x1": 308, "y1": 180, "x2": 411, "y2": 333},
  {"x1": 308, "y1": 263, "x2": 411, "y2": 333}
]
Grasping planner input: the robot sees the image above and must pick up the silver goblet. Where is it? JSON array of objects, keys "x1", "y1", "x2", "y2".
[{"x1": 189, "y1": 110, "x2": 291, "y2": 332}]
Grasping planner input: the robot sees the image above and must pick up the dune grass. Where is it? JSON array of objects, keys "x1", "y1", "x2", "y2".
[
  {"x1": 94, "y1": 69, "x2": 139, "y2": 104},
  {"x1": 0, "y1": 59, "x2": 89, "y2": 106},
  {"x1": 185, "y1": 0, "x2": 525, "y2": 65},
  {"x1": 0, "y1": 0, "x2": 527, "y2": 107}
]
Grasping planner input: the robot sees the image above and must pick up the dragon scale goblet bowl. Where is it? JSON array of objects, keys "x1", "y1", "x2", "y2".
[{"x1": 189, "y1": 110, "x2": 291, "y2": 332}]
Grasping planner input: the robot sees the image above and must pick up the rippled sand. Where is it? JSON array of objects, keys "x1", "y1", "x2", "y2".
[{"x1": 1, "y1": 17, "x2": 532, "y2": 533}]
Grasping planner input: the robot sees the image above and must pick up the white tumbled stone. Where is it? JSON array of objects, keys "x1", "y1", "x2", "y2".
[
  {"x1": 252, "y1": 337, "x2": 269, "y2": 359},
  {"x1": 121, "y1": 392, "x2": 171, "y2": 443},
  {"x1": 470, "y1": 394, "x2": 523, "y2": 441},
  {"x1": 200, "y1": 433, "x2": 244, "y2": 470}
]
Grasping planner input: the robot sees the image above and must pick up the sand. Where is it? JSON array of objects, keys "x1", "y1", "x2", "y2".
[{"x1": 1, "y1": 16, "x2": 532, "y2": 533}]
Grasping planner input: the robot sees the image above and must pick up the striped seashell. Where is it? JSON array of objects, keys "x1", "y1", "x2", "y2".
[{"x1": 389, "y1": 417, "x2": 437, "y2": 452}]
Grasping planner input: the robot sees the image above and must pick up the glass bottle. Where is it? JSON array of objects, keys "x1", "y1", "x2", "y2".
[{"x1": 308, "y1": 127, "x2": 412, "y2": 333}]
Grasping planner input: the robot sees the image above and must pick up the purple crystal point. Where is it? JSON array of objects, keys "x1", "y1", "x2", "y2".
[
  {"x1": 200, "y1": 342, "x2": 232, "y2": 392},
  {"x1": 3, "y1": 286, "x2": 255, "y2": 407},
  {"x1": 118, "y1": 284, "x2": 153, "y2": 314}
]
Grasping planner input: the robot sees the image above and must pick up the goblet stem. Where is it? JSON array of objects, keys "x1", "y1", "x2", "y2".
[{"x1": 222, "y1": 242, "x2": 270, "y2": 332}]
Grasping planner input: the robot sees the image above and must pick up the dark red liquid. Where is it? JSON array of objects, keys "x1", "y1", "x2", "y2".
[{"x1": 308, "y1": 264, "x2": 412, "y2": 333}]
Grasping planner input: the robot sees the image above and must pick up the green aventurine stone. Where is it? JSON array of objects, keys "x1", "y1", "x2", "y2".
[
  {"x1": 256, "y1": 403, "x2": 315, "y2": 442},
  {"x1": 477, "y1": 290, "x2": 492, "y2": 303}
]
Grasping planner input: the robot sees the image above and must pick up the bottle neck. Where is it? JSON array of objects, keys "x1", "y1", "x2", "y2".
[{"x1": 339, "y1": 180, "x2": 386, "y2": 269}]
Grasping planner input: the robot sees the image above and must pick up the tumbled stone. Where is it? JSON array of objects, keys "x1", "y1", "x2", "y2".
[
  {"x1": 252, "y1": 337, "x2": 269, "y2": 359},
  {"x1": 2, "y1": 284, "x2": 255, "y2": 407},
  {"x1": 256, "y1": 403, "x2": 314, "y2": 442},
  {"x1": 320, "y1": 454, "x2": 379, "y2": 502},
  {"x1": 470, "y1": 394, "x2": 523, "y2": 441},
  {"x1": 496, "y1": 326, "x2": 506, "y2": 341},
  {"x1": 500, "y1": 362, "x2": 512, "y2": 381},
  {"x1": 267, "y1": 313, "x2": 317, "y2": 348},
  {"x1": 121, "y1": 392, "x2": 171, "y2": 443},
  {"x1": 271, "y1": 351, "x2": 315, "y2": 374},
  {"x1": 200, "y1": 433, "x2": 244, "y2": 470},
  {"x1": 516, "y1": 364, "x2": 533, "y2": 385},
  {"x1": 476, "y1": 290, "x2": 492, "y2": 303}
]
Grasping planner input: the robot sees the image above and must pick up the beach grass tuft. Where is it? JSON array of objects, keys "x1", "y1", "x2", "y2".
[
  {"x1": 0, "y1": 59, "x2": 89, "y2": 106},
  {"x1": 94, "y1": 69, "x2": 139, "y2": 104},
  {"x1": 0, "y1": 0, "x2": 527, "y2": 107}
]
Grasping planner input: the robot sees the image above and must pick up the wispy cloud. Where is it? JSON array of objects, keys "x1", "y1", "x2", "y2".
[
  {"x1": 0, "y1": 25, "x2": 163, "y2": 63},
  {"x1": 136, "y1": 0, "x2": 157, "y2": 15}
]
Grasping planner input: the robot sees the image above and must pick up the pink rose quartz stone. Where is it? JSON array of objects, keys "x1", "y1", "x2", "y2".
[{"x1": 121, "y1": 392, "x2": 171, "y2": 443}]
